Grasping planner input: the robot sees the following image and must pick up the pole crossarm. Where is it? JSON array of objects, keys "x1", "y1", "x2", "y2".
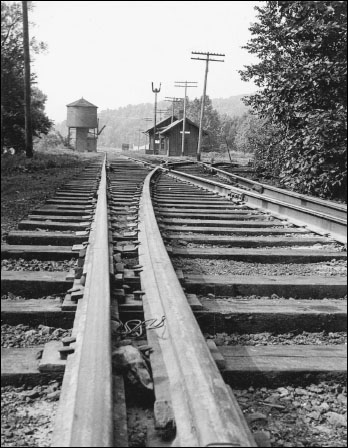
[
  {"x1": 191, "y1": 51, "x2": 225, "y2": 56},
  {"x1": 191, "y1": 57, "x2": 224, "y2": 62},
  {"x1": 165, "y1": 97, "x2": 183, "y2": 102}
]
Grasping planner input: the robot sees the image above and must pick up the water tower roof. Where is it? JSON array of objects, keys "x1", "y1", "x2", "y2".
[{"x1": 66, "y1": 98, "x2": 98, "y2": 108}]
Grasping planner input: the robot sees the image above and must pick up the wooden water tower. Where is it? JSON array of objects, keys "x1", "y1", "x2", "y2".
[{"x1": 66, "y1": 98, "x2": 98, "y2": 152}]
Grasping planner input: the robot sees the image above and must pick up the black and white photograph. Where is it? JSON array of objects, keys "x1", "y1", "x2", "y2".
[{"x1": 1, "y1": 1, "x2": 347, "y2": 447}]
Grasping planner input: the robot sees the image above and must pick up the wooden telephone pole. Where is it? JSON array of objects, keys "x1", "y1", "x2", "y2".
[
  {"x1": 174, "y1": 81, "x2": 197, "y2": 156},
  {"x1": 191, "y1": 51, "x2": 225, "y2": 161},
  {"x1": 22, "y1": 1, "x2": 33, "y2": 158}
]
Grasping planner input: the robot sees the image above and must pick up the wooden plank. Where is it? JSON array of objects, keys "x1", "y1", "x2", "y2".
[
  {"x1": 160, "y1": 218, "x2": 284, "y2": 227},
  {"x1": 206, "y1": 339, "x2": 226, "y2": 370},
  {"x1": 196, "y1": 298, "x2": 347, "y2": 334},
  {"x1": 186, "y1": 293, "x2": 203, "y2": 310},
  {"x1": 7, "y1": 230, "x2": 86, "y2": 245},
  {"x1": 221, "y1": 344, "x2": 347, "y2": 359},
  {"x1": 1, "y1": 299, "x2": 74, "y2": 328},
  {"x1": 39, "y1": 340, "x2": 66, "y2": 372},
  {"x1": 1, "y1": 347, "x2": 62, "y2": 386},
  {"x1": 184, "y1": 274, "x2": 347, "y2": 298},
  {"x1": 1, "y1": 347, "x2": 41, "y2": 375},
  {"x1": 18, "y1": 220, "x2": 89, "y2": 231},
  {"x1": 28, "y1": 215, "x2": 91, "y2": 222},
  {"x1": 155, "y1": 198, "x2": 233, "y2": 205},
  {"x1": 46, "y1": 199, "x2": 93, "y2": 205},
  {"x1": 1, "y1": 271, "x2": 73, "y2": 297},
  {"x1": 157, "y1": 202, "x2": 249, "y2": 210},
  {"x1": 160, "y1": 225, "x2": 306, "y2": 235},
  {"x1": 30, "y1": 208, "x2": 90, "y2": 216},
  {"x1": 1, "y1": 244, "x2": 75, "y2": 260},
  {"x1": 219, "y1": 345, "x2": 347, "y2": 387},
  {"x1": 159, "y1": 212, "x2": 268, "y2": 220},
  {"x1": 170, "y1": 247, "x2": 346, "y2": 262},
  {"x1": 156, "y1": 208, "x2": 258, "y2": 214},
  {"x1": 164, "y1": 234, "x2": 331, "y2": 246}
]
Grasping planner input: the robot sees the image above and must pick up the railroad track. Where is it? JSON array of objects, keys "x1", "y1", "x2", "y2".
[
  {"x1": 174, "y1": 162, "x2": 347, "y2": 238},
  {"x1": 1, "y1": 152, "x2": 346, "y2": 447}
]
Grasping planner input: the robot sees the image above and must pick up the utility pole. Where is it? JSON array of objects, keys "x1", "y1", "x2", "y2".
[
  {"x1": 151, "y1": 82, "x2": 161, "y2": 154},
  {"x1": 165, "y1": 97, "x2": 183, "y2": 123},
  {"x1": 22, "y1": 1, "x2": 33, "y2": 158},
  {"x1": 174, "y1": 81, "x2": 197, "y2": 156},
  {"x1": 191, "y1": 51, "x2": 225, "y2": 161}
]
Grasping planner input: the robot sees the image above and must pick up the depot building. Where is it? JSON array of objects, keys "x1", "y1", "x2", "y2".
[{"x1": 145, "y1": 116, "x2": 208, "y2": 157}]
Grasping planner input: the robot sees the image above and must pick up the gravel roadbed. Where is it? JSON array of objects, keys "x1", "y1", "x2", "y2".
[
  {"x1": 1, "y1": 382, "x2": 61, "y2": 447},
  {"x1": 1, "y1": 324, "x2": 72, "y2": 348},
  {"x1": 173, "y1": 258, "x2": 347, "y2": 276},
  {"x1": 1, "y1": 258, "x2": 77, "y2": 272},
  {"x1": 206, "y1": 331, "x2": 347, "y2": 346},
  {"x1": 172, "y1": 242, "x2": 346, "y2": 251},
  {"x1": 234, "y1": 382, "x2": 347, "y2": 447},
  {"x1": 200, "y1": 294, "x2": 347, "y2": 302},
  {"x1": 2, "y1": 293, "x2": 65, "y2": 301}
]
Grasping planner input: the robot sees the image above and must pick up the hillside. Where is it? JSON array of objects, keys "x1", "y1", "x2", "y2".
[
  {"x1": 55, "y1": 94, "x2": 251, "y2": 148},
  {"x1": 212, "y1": 94, "x2": 250, "y2": 117}
]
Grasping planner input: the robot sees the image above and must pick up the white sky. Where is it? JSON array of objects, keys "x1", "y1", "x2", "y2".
[{"x1": 29, "y1": 1, "x2": 260, "y2": 123}]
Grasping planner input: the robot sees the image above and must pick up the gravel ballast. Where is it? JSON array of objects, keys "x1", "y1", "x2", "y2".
[
  {"x1": 171, "y1": 241, "x2": 346, "y2": 251},
  {"x1": 234, "y1": 382, "x2": 347, "y2": 447},
  {"x1": 1, "y1": 258, "x2": 77, "y2": 272},
  {"x1": 1, "y1": 293, "x2": 65, "y2": 301},
  {"x1": 206, "y1": 331, "x2": 347, "y2": 346},
  {"x1": 1, "y1": 324, "x2": 72, "y2": 348},
  {"x1": 1, "y1": 382, "x2": 61, "y2": 447},
  {"x1": 173, "y1": 258, "x2": 347, "y2": 277}
]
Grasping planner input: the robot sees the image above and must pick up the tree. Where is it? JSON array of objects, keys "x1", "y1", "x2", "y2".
[
  {"x1": 186, "y1": 96, "x2": 222, "y2": 151},
  {"x1": 1, "y1": 1, "x2": 52, "y2": 153},
  {"x1": 240, "y1": 1, "x2": 347, "y2": 200},
  {"x1": 235, "y1": 113, "x2": 284, "y2": 176},
  {"x1": 220, "y1": 113, "x2": 248, "y2": 151}
]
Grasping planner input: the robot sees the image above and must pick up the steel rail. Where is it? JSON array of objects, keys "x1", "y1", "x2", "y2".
[
  {"x1": 139, "y1": 167, "x2": 256, "y2": 447},
  {"x1": 198, "y1": 162, "x2": 347, "y2": 221},
  {"x1": 122, "y1": 156, "x2": 346, "y2": 241},
  {"x1": 51, "y1": 155, "x2": 113, "y2": 447},
  {"x1": 164, "y1": 168, "x2": 347, "y2": 244}
]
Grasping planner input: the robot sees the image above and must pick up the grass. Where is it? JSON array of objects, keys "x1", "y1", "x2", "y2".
[
  {"x1": 1, "y1": 146, "x2": 96, "y2": 175},
  {"x1": 114, "y1": 147, "x2": 254, "y2": 166},
  {"x1": 1, "y1": 147, "x2": 100, "y2": 242}
]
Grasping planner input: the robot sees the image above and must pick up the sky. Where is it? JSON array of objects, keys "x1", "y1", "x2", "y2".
[{"x1": 29, "y1": 1, "x2": 260, "y2": 123}]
